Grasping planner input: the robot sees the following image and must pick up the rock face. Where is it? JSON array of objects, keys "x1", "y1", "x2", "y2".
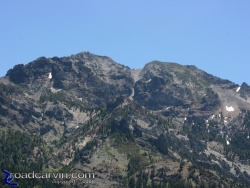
[
  {"x1": 240, "y1": 82, "x2": 250, "y2": 99},
  {"x1": 1, "y1": 51, "x2": 250, "y2": 187},
  {"x1": 6, "y1": 52, "x2": 133, "y2": 106},
  {"x1": 134, "y1": 62, "x2": 223, "y2": 113}
]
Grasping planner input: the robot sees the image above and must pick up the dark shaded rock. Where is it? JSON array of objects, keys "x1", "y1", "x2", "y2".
[
  {"x1": 188, "y1": 134, "x2": 206, "y2": 152},
  {"x1": 45, "y1": 106, "x2": 73, "y2": 121},
  {"x1": 0, "y1": 96, "x2": 6, "y2": 105},
  {"x1": 200, "y1": 88, "x2": 220, "y2": 111},
  {"x1": 40, "y1": 125, "x2": 53, "y2": 135},
  {"x1": 240, "y1": 82, "x2": 250, "y2": 99},
  {"x1": 111, "y1": 118, "x2": 131, "y2": 135},
  {"x1": 6, "y1": 64, "x2": 28, "y2": 84},
  {"x1": 155, "y1": 133, "x2": 169, "y2": 155},
  {"x1": 134, "y1": 77, "x2": 188, "y2": 110},
  {"x1": 133, "y1": 125, "x2": 143, "y2": 137},
  {"x1": 0, "y1": 106, "x2": 8, "y2": 116}
]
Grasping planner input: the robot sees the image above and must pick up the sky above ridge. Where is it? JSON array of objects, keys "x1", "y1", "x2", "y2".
[{"x1": 0, "y1": 0, "x2": 249, "y2": 84}]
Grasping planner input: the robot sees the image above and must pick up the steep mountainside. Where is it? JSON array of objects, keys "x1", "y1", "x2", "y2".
[{"x1": 1, "y1": 52, "x2": 250, "y2": 188}]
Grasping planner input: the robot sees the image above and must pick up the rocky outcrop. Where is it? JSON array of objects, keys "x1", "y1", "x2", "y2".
[
  {"x1": 240, "y1": 82, "x2": 250, "y2": 99},
  {"x1": 1, "y1": 51, "x2": 250, "y2": 187}
]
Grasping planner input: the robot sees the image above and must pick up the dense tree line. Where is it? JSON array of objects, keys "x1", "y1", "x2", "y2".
[{"x1": 0, "y1": 129, "x2": 61, "y2": 187}]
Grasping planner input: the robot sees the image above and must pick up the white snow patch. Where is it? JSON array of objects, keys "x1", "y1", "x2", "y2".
[
  {"x1": 224, "y1": 120, "x2": 228, "y2": 123},
  {"x1": 226, "y1": 106, "x2": 235, "y2": 112},
  {"x1": 227, "y1": 140, "x2": 230, "y2": 145},
  {"x1": 48, "y1": 72, "x2": 52, "y2": 79},
  {"x1": 236, "y1": 87, "x2": 241, "y2": 92},
  {"x1": 184, "y1": 117, "x2": 187, "y2": 121},
  {"x1": 146, "y1": 79, "x2": 151, "y2": 83},
  {"x1": 50, "y1": 87, "x2": 61, "y2": 93}
]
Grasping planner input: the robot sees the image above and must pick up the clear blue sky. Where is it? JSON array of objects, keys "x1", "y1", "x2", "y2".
[{"x1": 0, "y1": 1, "x2": 249, "y2": 84}]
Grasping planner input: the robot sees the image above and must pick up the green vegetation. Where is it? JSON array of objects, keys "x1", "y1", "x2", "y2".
[
  {"x1": 0, "y1": 129, "x2": 61, "y2": 187},
  {"x1": 127, "y1": 155, "x2": 148, "y2": 177},
  {"x1": 225, "y1": 132, "x2": 250, "y2": 161},
  {"x1": 223, "y1": 110, "x2": 250, "y2": 161},
  {"x1": 183, "y1": 117, "x2": 210, "y2": 141},
  {"x1": 74, "y1": 139, "x2": 98, "y2": 164}
]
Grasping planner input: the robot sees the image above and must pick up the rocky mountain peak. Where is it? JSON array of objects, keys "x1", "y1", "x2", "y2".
[
  {"x1": 239, "y1": 82, "x2": 250, "y2": 99},
  {"x1": 1, "y1": 52, "x2": 250, "y2": 187}
]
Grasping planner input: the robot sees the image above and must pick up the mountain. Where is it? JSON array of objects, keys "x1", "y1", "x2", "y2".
[{"x1": 1, "y1": 51, "x2": 250, "y2": 187}]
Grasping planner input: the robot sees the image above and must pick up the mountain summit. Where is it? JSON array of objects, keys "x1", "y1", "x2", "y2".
[{"x1": 1, "y1": 52, "x2": 250, "y2": 187}]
